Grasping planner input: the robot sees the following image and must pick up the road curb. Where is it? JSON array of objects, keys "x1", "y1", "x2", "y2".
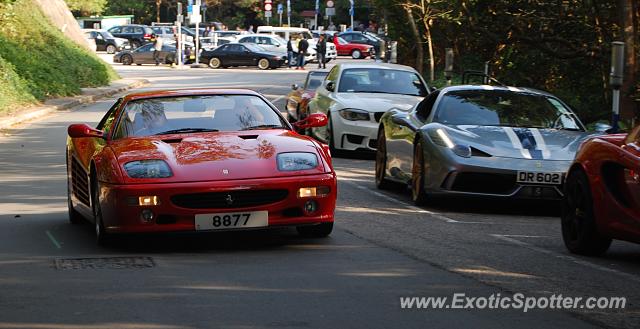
[{"x1": 0, "y1": 78, "x2": 149, "y2": 130}]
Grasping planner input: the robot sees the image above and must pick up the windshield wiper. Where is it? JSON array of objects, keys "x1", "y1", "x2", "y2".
[
  {"x1": 241, "y1": 124, "x2": 284, "y2": 131},
  {"x1": 155, "y1": 128, "x2": 219, "y2": 135}
]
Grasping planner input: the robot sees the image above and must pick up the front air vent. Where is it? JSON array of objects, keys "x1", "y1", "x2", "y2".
[{"x1": 238, "y1": 135, "x2": 259, "y2": 140}]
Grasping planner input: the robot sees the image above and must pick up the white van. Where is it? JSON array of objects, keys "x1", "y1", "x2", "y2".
[{"x1": 256, "y1": 26, "x2": 337, "y2": 63}]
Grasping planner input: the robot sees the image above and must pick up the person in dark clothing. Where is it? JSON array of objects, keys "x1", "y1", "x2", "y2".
[
  {"x1": 152, "y1": 34, "x2": 163, "y2": 66},
  {"x1": 287, "y1": 36, "x2": 295, "y2": 69},
  {"x1": 316, "y1": 34, "x2": 327, "y2": 69},
  {"x1": 297, "y1": 37, "x2": 309, "y2": 70}
]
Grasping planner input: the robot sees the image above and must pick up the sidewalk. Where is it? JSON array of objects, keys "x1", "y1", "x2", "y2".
[{"x1": 0, "y1": 78, "x2": 148, "y2": 130}]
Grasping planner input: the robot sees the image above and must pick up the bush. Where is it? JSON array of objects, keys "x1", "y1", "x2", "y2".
[{"x1": 0, "y1": 0, "x2": 117, "y2": 113}]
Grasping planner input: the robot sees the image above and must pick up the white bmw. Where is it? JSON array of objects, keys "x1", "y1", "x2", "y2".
[{"x1": 307, "y1": 63, "x2": 429, "y2": 153}]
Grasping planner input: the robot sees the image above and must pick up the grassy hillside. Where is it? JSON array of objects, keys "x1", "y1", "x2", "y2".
[{"x1": 0, "y1": 0, "x2": 117, "y2": 114}]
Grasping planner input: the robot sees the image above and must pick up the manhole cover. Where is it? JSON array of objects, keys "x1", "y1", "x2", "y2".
[{"x1": 54, "y1": 256, "x2": 155, "y2": 270}]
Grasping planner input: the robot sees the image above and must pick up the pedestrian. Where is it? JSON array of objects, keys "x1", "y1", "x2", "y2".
[
  {"x1": 152, "y1": 34, "x2": 163, "y2": 66},
  {"x1": 328, "y1": 23, "x2": 336, "y2": 31},
  {"x1": 297, "y1": 37, "x2": 309, "y2": 70},
  {"x1": 316, "y1": 34, "x2": 326, "y2": 69},
  {"x1": 287, "y1": 36, "x2": 295, "y2": 69}
]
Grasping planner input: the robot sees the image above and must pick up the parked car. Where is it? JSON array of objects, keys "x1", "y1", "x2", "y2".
[
  {"x1": 151, "y1": 25, "x2": 195, "y2": 44},
  {"x1": 113, "y1": 43, "x2": 187, "y2": 65},
  {"x1": 66, "y1": 89, "x2": 336, "y2": 244},
  {"x1": 338, "y1": 31, "x2": 382, "y2": 54},
  {"x1": 332, "y1": 35, "x2": 374, "y2": 59},
  {"x1": 286, "y1": 70, "x2": 329, "y2": 123},
  {"x1": 307, "y1": 63, "x2": 428, "y2": 153},
  {"x1": 83, "y1": 29, "x2": 129, "y2": 54},
  {"x1": 561, "y1": 124, "x2": 640, "y2": 255},
  {"x1": 200, "y1": 43, "x2": 287, "y2": 70},
  {"x1": 257, "y1": 26, "x2": 337, "y2": 63},
  {"x1": 236, "y1": 34, "x2": 287, "y2": 54},
  {"x1": 107, "y1": 24, "x2": 155, "y2": 49},
  {"x1": 375, "y1": 85, "x2": 593, "y2": 205}
]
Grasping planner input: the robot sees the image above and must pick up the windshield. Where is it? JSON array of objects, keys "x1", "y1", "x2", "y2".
[
  {"x1": 337, "y1": 37, "x2": 348, "y2": 45},
  {"x1": 434, "y1": 90, "x2": 583, "y2": 130},
  {"x1": 114, "y1": 95, "x2": 286, "y2": 138},
  {"x1": 338, "y1": 68, "x2": 428, "y2": 96},
  {"x1": 306, "y1": 72, "x2": 329, "y2": 90}
]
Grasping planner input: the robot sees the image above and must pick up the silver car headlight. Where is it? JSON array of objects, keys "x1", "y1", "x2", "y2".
[
  {"x1": 429, "y1": 128, "x2": 472, "y2": 158},
  {"x1": 124, "y1": 160, "x2": 173, "y2": 178},
  {"x1": 339, "y1": 108, "x2": 370, "y2": 121},
  {"x1": 277, "y1": 152, "x2": 318, "y2": 171}
]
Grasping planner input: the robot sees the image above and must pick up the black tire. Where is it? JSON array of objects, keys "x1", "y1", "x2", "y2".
[
  {"x1": 561, "y1": 169, "x2": 612, "y2": 255},
  {"x1": 121, "y1": 54, "x2": 133, "y2": 65},
  {"x1": 326, "y1": 112, "x2": 339, "y2": 156},
  {"x1": 375, "y1": 126, "x2": 400, "y2": 189},
  {"x1": 92, "y1": 179, "x2": 111, "y2": 246},
  {"x1": 257, "y1": 58, "x2": 270, "y2": 70},
  {"x1": 351, "y1": 49, "x2": 362, "y2": 59},
  {"x1": 106, "y1": 44, "x2": 117, "y2": 54},
  {"x1": 297, "y1": 222, "x2": 333, "y2": 238},
  {"x1": 209, "y1": 57, "x2": 221, "y2": 69},
  {"x1": 411, "y1": 140, "x2": 429, "y2": 205}
]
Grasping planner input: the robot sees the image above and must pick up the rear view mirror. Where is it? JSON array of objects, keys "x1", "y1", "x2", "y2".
[
  {"x1": 293, "y1": 113, "x2": 328, "y2": 130},
  {"x1": 594, "y1": 123, "x2": 613, "y2": 133},
  {"x1": 325, "y1": 81, "x2": 335, "y2": 92},
  {"x1": 68, "y1": 124, "x2": 105, "y2": 139},
  {"x1": 292, "y1": 84, "x2": 299, "y2": 90}
]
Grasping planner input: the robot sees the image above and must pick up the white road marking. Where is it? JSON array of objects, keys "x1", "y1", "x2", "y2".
[{"x1": 491, "y1": 234, "x2": 640, "y2": 283}]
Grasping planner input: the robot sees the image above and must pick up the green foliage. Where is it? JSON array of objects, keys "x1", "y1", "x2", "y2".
[
  {"x1": 0, "y1": 0, "x2": 117, "y2": 114},
  {"x1": 65, "y1": 0, "x2": 106, "y2": 15},
  {"x1": 373, "y1": 0, "x2": 638, "y2": 125}
]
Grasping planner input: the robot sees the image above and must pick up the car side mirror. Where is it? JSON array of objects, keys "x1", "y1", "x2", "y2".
[
  {"x1": 292, "y1": 83, "x2": 299, "y2": 90},
  {"x1": 68, "y1": 124, "x2": 105, "y2": 139},
  {"x1": 325, "y1": 81, "x2": 335, "y2": 92},
  {"x1": 293, "y1": 113, "x2": 328, "y2": 129},
  {"x1": 594, "y1": 123, "x2": 613, "y2": 133}
]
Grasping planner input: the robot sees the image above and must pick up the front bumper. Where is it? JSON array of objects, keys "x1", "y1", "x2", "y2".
[
  {"x1": 331, "y1": 110, "x2": 382, "y2": 151},
  {"x1": 98, "y1": 173, "x2": 336, "y2": 234},
  {"x1": 425, "y1": 148, "x2": 573, "y2": 200}
]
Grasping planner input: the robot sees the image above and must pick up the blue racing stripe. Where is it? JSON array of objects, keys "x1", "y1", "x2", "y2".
[{"x1": 513, "y1": 128, "x2": 543, "y2": 160}]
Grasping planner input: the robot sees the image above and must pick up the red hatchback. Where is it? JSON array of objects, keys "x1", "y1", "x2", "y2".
[
  {"x1": 66, "y1": 89, "x2": 336, "y2": 244},
  {"x1": 562, "y1": 125, "x2": 640, "y2": 255}
]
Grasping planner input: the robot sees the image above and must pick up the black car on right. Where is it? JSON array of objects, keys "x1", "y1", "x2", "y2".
[
  {"x1": 200, "y1": 43, "x2": 286, "y2": 70},
  {"x1": 107, "y1": 24, "x2": 155, "y2": 49}
]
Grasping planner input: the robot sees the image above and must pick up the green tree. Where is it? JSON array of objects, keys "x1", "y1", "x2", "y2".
[{"x1": 65, "y1": 0, "x2": 106, "y2": 15}]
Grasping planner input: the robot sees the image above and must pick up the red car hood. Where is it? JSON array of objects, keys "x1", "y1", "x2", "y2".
[{"x1": 110, "y1": 130, "x2": 329, "y2": 184}]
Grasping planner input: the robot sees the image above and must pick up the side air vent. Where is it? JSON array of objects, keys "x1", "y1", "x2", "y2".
[{"x1": 71, "y1": 157, "x2": 91, "y2": 206}]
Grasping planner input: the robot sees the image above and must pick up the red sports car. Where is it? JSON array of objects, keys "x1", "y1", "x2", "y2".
[
  {"x1": 66, "y1": 89, "x2": 336, "y2": 244},
  {"x1": 562, "y1": 124, "x2": 640, "y2": 255},
  {"x1": 331, "y1": 35, "x2": 374, "y2": 59}
]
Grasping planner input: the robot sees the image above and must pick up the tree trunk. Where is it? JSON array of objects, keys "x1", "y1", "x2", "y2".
[
  {"x1": 156, "y1": 0, "x2": 162, "y2": 23},
  {"x1": 423, "y1": 18, "x2": 435, "y2": 82},
  {"x1": 620, "y1": 0, "x2": 637, "y2": 120},
  {"x1": 405, "y1": 6, "x2": 424, "y2": 75}
]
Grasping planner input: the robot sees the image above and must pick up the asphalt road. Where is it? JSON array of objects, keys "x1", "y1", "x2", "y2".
[{"x1": 0, "y1": 56, "x2": 638, "y2": 329}]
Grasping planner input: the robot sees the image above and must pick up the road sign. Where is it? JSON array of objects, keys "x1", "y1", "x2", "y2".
[
  {"x1": 327, "y1": 0, "x2": 334, "y2": 7},
  {"x1": 265, "y1": 11, "x2": 273, "y2": 18},
  {"x1": 326, "y1": 8, "x2": 335, "y2": 16},
  {"x1": 277, "y1": 3, "x2": 283, "y2": 14}
]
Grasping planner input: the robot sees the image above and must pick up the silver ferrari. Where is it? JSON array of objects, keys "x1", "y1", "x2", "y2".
[{"x1": 375, "y1": 85, "x2": 595, "y2": 204}]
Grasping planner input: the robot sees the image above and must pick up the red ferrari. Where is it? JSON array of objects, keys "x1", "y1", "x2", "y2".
[
  {"x1": 66, "y1": 89, "x2": 336, "y2": 244},
  {"x1": 562, "y1": 124, "x2": 640, "y2": 255}
]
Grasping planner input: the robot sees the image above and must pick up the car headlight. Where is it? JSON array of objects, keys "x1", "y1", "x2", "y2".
[
  {"x1": 339, "y1": 108, "x2": 370, "y2": 121},
  {"x1": 428, "y1": 128, "x2": 471, "y2": 158},
  {"x1": 277, "y1": 152, "x2": 318, "y2": 171},
  {"x1": 124, "y1": 160, "x2": 173, "y2": 178}
]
